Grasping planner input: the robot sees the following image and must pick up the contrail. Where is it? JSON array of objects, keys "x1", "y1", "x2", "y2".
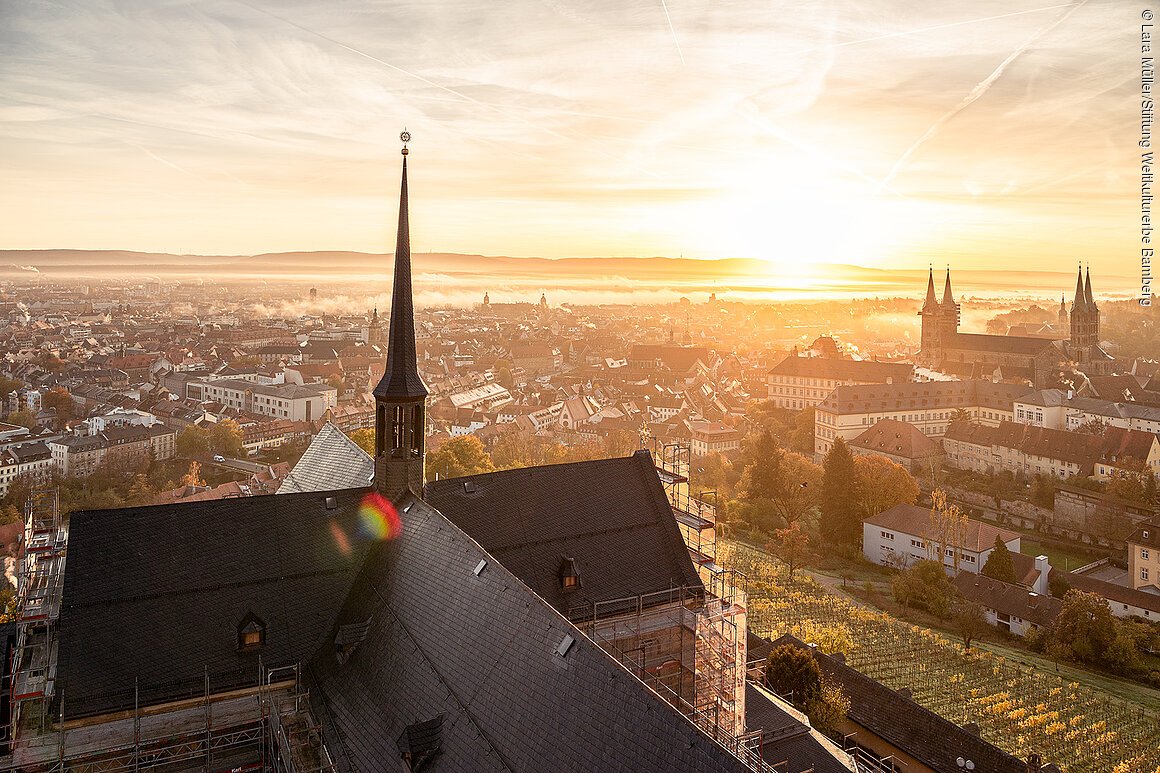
[
  {"x1": 826, "y1": 3, "x2": 1079, "y2": 53},
  {"x1": 659, "y1": 0, "x2": 685, "y2": 65},
  {"x1": 879, "y1": 0, "x2": 1087, "y2": 191}
]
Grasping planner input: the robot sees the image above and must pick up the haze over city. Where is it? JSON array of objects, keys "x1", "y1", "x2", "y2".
[{"x1": 1, "y1": 0, "x2": 1138, "y2": 284}]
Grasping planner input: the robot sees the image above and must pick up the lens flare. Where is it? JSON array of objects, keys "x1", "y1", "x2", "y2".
[{"x1": 358, "y1": 491, "x2": 403, "y2": 541}]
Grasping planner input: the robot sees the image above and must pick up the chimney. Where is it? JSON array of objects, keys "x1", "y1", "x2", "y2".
[
  {"x1": 897, "y1": 687, "x2": 912, "y2": 700},
  {"x1": 1028, "y1": 592, "x2": 1039, "y2": 609},
  {"x1": 1033, "y1": 555, "x2": 1050, "y2": 594}
]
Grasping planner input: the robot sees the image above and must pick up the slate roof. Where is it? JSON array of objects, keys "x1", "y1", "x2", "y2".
[
  {"x1": 424, "y1": 450, "x2": 702, "y2": 619},
  {"x1": 952, "y1": 573, "x2": 1062, "y2": 627},
  {"x1": 743, "y1": 682, "x2": 855, "y2": 773},
  {"x1": 56, "y1": 488, "x2": 376, "y2": 718},
  {"x1": 1129, "y1": 519, "x2": 1160, "y2": 550},
  {"x1": 307, "y1": 496, "x2": 751, "y2": 773},
  {"x1": 943, "y1": 332, "x2": 1059, "y2": 356},
  {"x1": 849, "y1": 419, "x2": 941, "y2": 461},
  {"x1": 765, "y1": 635, "x2": 1030, "y2": 773},
  {"x1": 768, "y1": 357, "x2": 913, "y2": 384},
  {"x1": 864, "y1": 504, "x2": 1019, "y2": 553},
  {"x1": 818, "y1": 380, "x2": 1031, "y2": 416},
  {"x1": 1058, "y1": 569, "x2": 1160, "y2": 614},
  {"x1": 278, "y1": 422, "x2": 374, "y2": 494}
]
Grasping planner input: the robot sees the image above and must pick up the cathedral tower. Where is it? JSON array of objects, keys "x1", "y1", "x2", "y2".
[
  {"x1": 1070, "y1": 265, "x2": 1100, "y2": 351},
  {"x1": 918, "y1": 267, "x2": 942, "y2": 360},
  {"x1": 373, "y1": 132, "x2": 428, "y2": 501}
]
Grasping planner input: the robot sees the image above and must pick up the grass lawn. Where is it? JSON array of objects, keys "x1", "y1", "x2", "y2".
[{"x1": 1018, "y1": 537, "x2": 1101, "y2": 572}]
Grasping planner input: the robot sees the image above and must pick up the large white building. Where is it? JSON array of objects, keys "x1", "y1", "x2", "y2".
[
  {"x1": 766, "y1": 357, "x2": 913, "y2": 411},
  {"x1": 193, "y1": 378, "x2": 337, "y2": 422},
  {"x1": 814, "y1": 380, "x2": 1030, "y2": 459},
  {"x1": 862, "y1": 503, "x2": 1028, "y2": 579}
]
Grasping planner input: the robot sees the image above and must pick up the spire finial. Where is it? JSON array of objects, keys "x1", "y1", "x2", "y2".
[{"x1": 400, "y1": 128, "x2": 410, "y2": 156}]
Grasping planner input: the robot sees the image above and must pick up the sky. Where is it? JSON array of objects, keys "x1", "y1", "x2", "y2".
[{"x1": 0, "y1": 0, "x2": 1139, "y2": 275}]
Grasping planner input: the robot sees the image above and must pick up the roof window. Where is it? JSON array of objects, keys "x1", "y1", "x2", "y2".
[
  {"x1": 237, "y1": 612, "x2": 266, "y2": 652},
  {"x1": 559, "y1": 557, "x2": 581, "y2": 590}
]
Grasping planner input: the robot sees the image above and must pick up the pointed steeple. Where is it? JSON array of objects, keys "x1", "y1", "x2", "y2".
[
  {"x1": 373, "y1": 131, "x2": 427, "y2": 503},
  {"x1": 921, "y1": 266, "x2": 938, "y2": 312},
  {"x1": 1072, "y1": 264, "x2": 1087, "y2": 310},
  {"x1": 373, "y1": 142, "x2": 427, "y2": 400},
  {"x1": 1084, "y1": 266, "x2": 1095, "y2": 308},
  {"x1": 941, "y1": 268, "x2": 955, "y2": 307}
]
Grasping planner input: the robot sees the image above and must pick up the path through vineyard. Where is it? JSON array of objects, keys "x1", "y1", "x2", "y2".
[{"x1": 723, "y1": 541, "x2": 1160, "y2": 773}]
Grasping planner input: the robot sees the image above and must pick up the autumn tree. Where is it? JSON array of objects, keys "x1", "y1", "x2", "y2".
[
  {"x1": 1044, "y1": 590, "x2": 1118, "y2": 666},
  {"x1": 348, "y1": 428, "x2": 375, "y2": 456},
  {"x1": 6, "y1": 410, "x2": 35, "y2": 430},
  {"x1": 768, "y1": 522, "x2": 814, "y2": 581},
  {"x1": 947, "y1": 408, "x2": 973, "y2": 435},
  {"x1": 176, "y1": 425, "x2": 210, "y2": 458},
  {"x1": 820, "y1": 437, "x2": 860, "y2": 546},
  {"x1": 892, "y1": 560, "x2": 954, "y2": 618},
  {"x1": 980, "y1": 535, "x2": 1017, "y2": 583},
  {"x1": 208, "y1": 418, "x2": 245, "y2": 459},
  {"x1": 853, "y1": 455, "x2": 919, "y2": 519},
  {"x1": 929, "y1": 489, "x2": 968, "y2": 574},
  {"x1": 42, "y1": 387, "x2": 74, "y2": 426},
  {"x1": 127, "y1": 473, "x2": 155, "y2": 504},
  {"x1": 952, "y1": 599, "x2": 990, "y2": 650},
  {"x1": 180, "y1": 461, "x2": 206, "y2": 488},
  {"x1": 425, "y1": 435, "x2": 496, "y2": 481}
]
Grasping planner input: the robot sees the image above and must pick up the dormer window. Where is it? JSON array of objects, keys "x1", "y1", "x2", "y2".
[
  {"x1": 559, "y1": 557, "x2": 581, "y2": 590},
  {"x1": 237, "y1": 612, "x2": 266, "y2": 652}
]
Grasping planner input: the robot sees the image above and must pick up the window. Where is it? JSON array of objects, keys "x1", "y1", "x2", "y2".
[
  {"x1": 1144, "y1": 549, "x2": 1151, "y2": 561},
  {"x1": 237, "y1": 612, "x2": 266, "y2": 651},
  {"x1": 881, "y1": 531, "x2": 895, "y2": 541},
  {"x1": 1144, "y1": 568, "x2": 1151, "y2": 582}
]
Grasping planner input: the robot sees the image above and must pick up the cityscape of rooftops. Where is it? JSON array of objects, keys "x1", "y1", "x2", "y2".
[{"x1": 1, "y1": 2, "x2": 1158, "y2": 772}]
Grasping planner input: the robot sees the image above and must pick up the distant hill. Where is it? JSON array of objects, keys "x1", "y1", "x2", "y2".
[{"x1": 0, "y1": 249, "x2": 1138, "y2": 300}]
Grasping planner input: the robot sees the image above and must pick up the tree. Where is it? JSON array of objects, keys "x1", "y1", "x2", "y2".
[
  {"x1": 176, "y1": 425, "x2": 210, "y2": 458},
  {"x1": 327, "y1": 374, "x2": 346, "y2": 394},
  {"x1": 6, "y1": 410, "x2": 35, "y2": 430},
  {"x1": 1045, "y1": 590, "x2": 1118, "y2": 666},
  {"x1": 180, "y1": 461, "x2": 205, "y2": 488},
  {"x1": 0, "y1": 377, "x2": 23, "y2": 399},
  {"x1": 763, "y1": 644, "x2": 822, "y2": 703},
  {"x1": 929, "y1": 489, "x2": 968, "y2": 575},
  {"x1": 981, "y1": 535, "x2": 1017, "y2": 583},
  {"x1": 947, "y1": 408, "x2": 973, "y2": 435},
  {"x1": 42, "y1": 387, "x2": 74, "y2": 426},
  {"x1": 892, "y1": 560, "x2": 954, "y2": 618},
  {"x1": 127, "y1": 473, "x2": 155, "y2": 504},
  {"x1": 495, "y1": 367, "x2": 513, "y2": 389},
  {"x1": 208, "y1": 418, "x2": 244, "y2": 459},
  {"x1": 1048, "y1": 571, "x2": 1072, "y2": 599},
  {"x1": 952, "y1": 599, "x2": 989, "y2": 650},
  {"x1": 805, "y1": 676, "x2": 850, "y2": 735},
  {"x1": 768, "y1": 522, "x2": 814, "y2": 581},
  {"x1": 740, "y1": 430, "x2": 781, "y2": 501},
  {"x1": 1030, "y1": 474, "x2": 1056, "y2": 510},
  {"x1": 349, "y1": 428, "x2": 375, "y2": 456},
  {"x1": 853, "y1": 455, "x2": 919, "y2": 518},
  {"x1": 425, "y1": 436, "x2": 496, "y2": 481},
  {"x1": 820, "y1": 437, "x2": 860, "y2": 546}
]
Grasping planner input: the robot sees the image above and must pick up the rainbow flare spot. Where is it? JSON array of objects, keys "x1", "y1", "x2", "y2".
[{"x1": 358, "y1": 491, "x2": 403, "y2": 541}]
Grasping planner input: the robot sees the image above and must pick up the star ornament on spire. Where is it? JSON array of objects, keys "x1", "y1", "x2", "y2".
[{"x1": 400, "y1": 129, "x2": 411, "y2": 156}]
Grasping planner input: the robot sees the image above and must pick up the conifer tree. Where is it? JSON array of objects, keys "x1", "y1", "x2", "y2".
[
  {"x1": 821, "y1": 437, "x2": 860, "y2": 546},
  {"x1": 981, "y1": 534, "x2": 1017, "y2": 583}
]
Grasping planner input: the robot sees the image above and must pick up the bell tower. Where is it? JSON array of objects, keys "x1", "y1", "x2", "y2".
[{"x1": 373, "y1": 131, "x2": 428, "y2": 501}]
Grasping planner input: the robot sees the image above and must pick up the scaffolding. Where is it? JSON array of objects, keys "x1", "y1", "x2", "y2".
[
  {"x1": 10, "y1": 488, "x2": 67, "y2": 737},
  {"x1": 0, "y1": 662, "x2": 335, "y2": 773},
  {"x1": 652, "y1": 439, "x2": 720, "y2": 573}
]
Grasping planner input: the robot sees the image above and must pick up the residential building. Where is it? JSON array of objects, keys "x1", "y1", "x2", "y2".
[
  {"x1": 1066, "y1": 397, "x2": 1160, "y2": 435},
  {"x1": 193, "y1": 377, "x2": 337, "y2": 422},
  {"x1": 1013, "y1": 389, "x2": 1070, "y2": 429},
  {"x1": 952, "y1": 573, "x2": 1062, "y2": 637},
  {"x1": 689, "y1": 421, "x2": 742, "y2": 457},
  {"x1": 862, "y1": 503, "x2": 1021, "y2": 575},
  {"x1": 1128, "y1": 519, "x2": 1160, "y2": 592},
  {"x1": 767, "y1": 356, "x2": 913, "y2": 410},
  {"x1": 0, "y1": 442, "x2": 53, "y2": 497}
]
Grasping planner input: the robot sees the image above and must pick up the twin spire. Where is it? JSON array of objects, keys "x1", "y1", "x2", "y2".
[
  {"x1": 922, "y1": 266, "x2": 956, "y2": 312},
  {"x1": 1071, "y1": 264, "x2": 1097, "y2": 311}
]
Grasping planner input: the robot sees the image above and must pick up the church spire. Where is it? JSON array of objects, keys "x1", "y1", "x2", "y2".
[
  {"x1": 373, "y1": 131, "x2": 427, "y2": 502},
  {"x1": 1072, "y1": 264, "x2": 1087, "y2": 310},
  {"x1": 1084, "y1": 266, "x2": 1095, "y2": 308},
  {"x1": 374, "y1": 134, "x2": 427, "y2": 400},
  {"x1": 941, "y1": 267, "x2": 955, "y2": 307},
  {"x1": 921, "y1": 266, "x2": 938, "y2": 312}
]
